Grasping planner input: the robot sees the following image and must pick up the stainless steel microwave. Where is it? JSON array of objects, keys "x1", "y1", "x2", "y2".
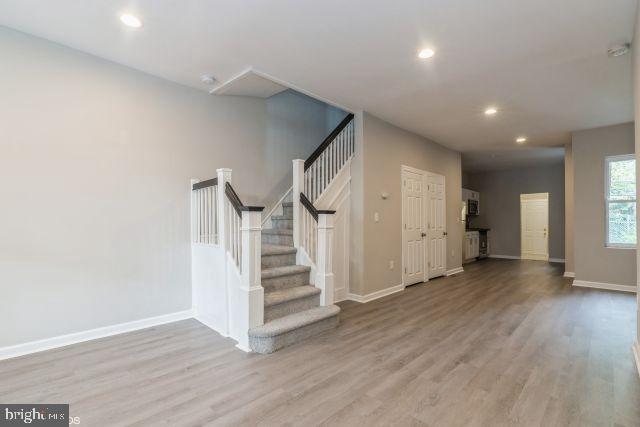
[{"x1": 467, "y1": 199, "x2": 478, "y2": 215}]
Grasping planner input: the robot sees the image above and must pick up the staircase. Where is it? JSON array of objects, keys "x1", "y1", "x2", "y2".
[{"x1": 248, "y1": 201, "x2": 340, "y2": 354}]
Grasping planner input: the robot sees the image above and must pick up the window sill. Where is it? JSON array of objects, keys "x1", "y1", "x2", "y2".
[{"x1": 605, "y1": 245, "x2": 637, "y2": 250}]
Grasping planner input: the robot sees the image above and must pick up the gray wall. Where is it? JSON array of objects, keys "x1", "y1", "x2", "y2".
[
  {"x1": 564, "y1": 143, "x2": 574, "y2": 273},
  {"x1": 264, "y1": 90, "x2": 347, "y2": 210},
  {"x1": 572, "y1": 122, "x2": 636, "y2": 287},
  {"x1": 350, "y1": 112, "x2": 462, "y2": 296},
  {"x1": 0, "y1": 27, "x2": 333, "y2": 347},
  {"x1": 635, "y1": 2, "x2": 640, "y2": 346},
  {"x1": 466, "y1": 164, "x2": 565, "y2": 259}
]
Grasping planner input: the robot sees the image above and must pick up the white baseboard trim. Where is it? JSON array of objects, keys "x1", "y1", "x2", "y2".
[
  {"x1": 563, "y1": 271, "x2": 575, "y2": 278},
  {"x1": 489, "y1": 254, "x2": 520, "y2": 260},
  {"x1": 446, "y1": 267, "x2": 464, "y2": 276},
  {"x1": 549, "y1": 258, "x2": 566, "y2": 263},
  {"x1": 633, "y1": 342, "x2": 640, "y2": 380},
  {"x1": 572, "y1": 280, "x2": 637, "y2": 293},
  {"x1": 347, "y1": 284, "x2": 405, "y2": 303},
  {"x1": 0, "y1": 309, "x2": 195, "y2": 361}
]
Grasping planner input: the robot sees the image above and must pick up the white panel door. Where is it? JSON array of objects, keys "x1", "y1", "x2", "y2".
[
  {"x1": 521, "y1": 194, "x2": 549, "y2": 260},
  {"x1": 402, "y1": 169, "x2": 426, "y2": 285},
  {"x1": 427, "y1": 173, "x2": 446, "y2": 278}
]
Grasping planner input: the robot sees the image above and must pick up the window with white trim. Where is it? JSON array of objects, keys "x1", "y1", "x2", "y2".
[{"x1": 605, "y1": 154, "x2": 636, "y2": 248}]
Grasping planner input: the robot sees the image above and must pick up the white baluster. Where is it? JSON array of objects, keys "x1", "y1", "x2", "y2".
[{"x1": 292, "y1": 159, "x2": 305, "y2": 250}]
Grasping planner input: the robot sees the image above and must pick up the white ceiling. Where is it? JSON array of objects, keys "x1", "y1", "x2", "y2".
[{"x1": 0, "y1": 0, "x2": 636, "y2": 165}]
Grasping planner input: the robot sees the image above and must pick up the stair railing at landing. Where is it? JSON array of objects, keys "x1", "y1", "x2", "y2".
[
  {"x1": 191, "y1": 168, "x2": 265, "y2": 352},
  {"x1": 292, "y1": 113, "x2": 355, "y2": 305}
]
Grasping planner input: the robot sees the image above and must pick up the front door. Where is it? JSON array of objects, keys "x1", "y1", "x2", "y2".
[
  {"x1": 402, "y1": 168, "x2": 426, "y2": 285},
  {"x1": 427, "y1": 173, "x2": 447, "y2": 278},
  {"x1": 520, "y1": 193, "x2": 549, "y2": 261}
]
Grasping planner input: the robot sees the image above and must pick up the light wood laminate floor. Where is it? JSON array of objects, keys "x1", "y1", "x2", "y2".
[{"x1": 2, "y1": 259, "x2": 639, "y2": 426}]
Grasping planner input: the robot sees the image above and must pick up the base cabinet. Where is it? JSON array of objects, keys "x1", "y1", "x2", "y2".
[{"x1": 464, "y1": 231, "x2": 479, "y2": 260}]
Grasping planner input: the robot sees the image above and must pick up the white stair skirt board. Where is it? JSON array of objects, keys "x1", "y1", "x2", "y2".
[
  {"x1": 347, "y1": 284, "x2": 405, "y2": 303},
  {"x1": 633, "y1": 342, "x2": 640, "y2": 380},
  {"x1": 572, "y1": 280, "x2": 637, "y2": 293},
  {"x1": 0, "y1": 309, "x2": 195, "y2": 361},
  {"x1": 563, "y1": 271, "x2": 575, "y2": 278},
  {"x1": 446, "y1": 267, "x2": 464, "y2": 276}
]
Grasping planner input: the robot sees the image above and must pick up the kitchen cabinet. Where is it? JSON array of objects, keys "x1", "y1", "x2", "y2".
[{"x1": 464, "y1": 231, "x2": 479, "y2": 260}]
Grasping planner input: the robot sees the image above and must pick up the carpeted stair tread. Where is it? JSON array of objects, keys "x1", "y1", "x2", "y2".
[
  {"x1": 262, "y1": 228, "x2": 293, "y2": 236},
  {"x1": 265, "y1": 285, "x2": 321, "y2": 307},
  {"x1": 262, "y1": 244, "x2": 297, "y2": 256},
  {"x1": 262, "y1": 265, "x2": 311, "y2": 279},
  {"x1": 249, "y1": 305, "x2": 340, "y2": 338},
  {"x1": 272, "y1": 214, "x2": 293, "y2": 221},
  {"x1": 281, "y1": 201, "x2": 293, "y2": 207}
]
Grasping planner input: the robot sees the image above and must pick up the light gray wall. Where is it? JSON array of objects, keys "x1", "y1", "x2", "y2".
[
  {"x1": 572, "y1": 122, "x2": 636, "y2": 287},
  {"x1": 264, "y1": 90, "x2": 346, "y2": 210},
  {"x1": 467, "y1": 164, "x2": 565, "y2": 260},
  {"x1": 350, "y1": 112, "x2": 462, "y2": 296},
  {"x1": 564, "y1": 143, "x2": 574, "y2": 273},
  {"x1": 0, "y1": 27, "x2": 331, "y2": 347},
  {"x1": 635, "y1": 1, "x2": 640, "y2": 346}
]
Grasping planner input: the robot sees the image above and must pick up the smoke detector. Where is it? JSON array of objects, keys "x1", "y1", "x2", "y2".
[
  {"x1": 607, "y1": 43, "x2": 631, "y2": 58},
  {"x1": 200, "y1": 74, "x2": 217, "y2": 85}
]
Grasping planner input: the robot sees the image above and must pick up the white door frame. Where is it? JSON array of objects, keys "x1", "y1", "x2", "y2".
[
  {"x1": 520, "y1": 192, "x2": 549, "y2": 261},
  {"x1": 401, "y1": 165, "x2": 430, "y2": 286}
]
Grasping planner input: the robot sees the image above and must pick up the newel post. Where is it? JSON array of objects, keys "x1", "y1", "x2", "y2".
[
  {"x1": 216, "y1": 168, "x2": 231, "y2": 336},
  {"x1": 316, "y1": 212, "x2": 335, "y2": 305},
  {"x1": 292, "y1": 159, "x2": 305, "y2": 248},
  {"x1": 216, "y1": 168, "x2": 232, "y2": 249},
  {"x1": 239, "y1": 208, "x2": 264, "y2": 351}
]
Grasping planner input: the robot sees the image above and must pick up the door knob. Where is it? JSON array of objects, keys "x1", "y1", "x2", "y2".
[
  {"x1": 421, "y1": 232, "x2": 427, "y2": 237},
  {"x1": 443, "y1": 231, "x2": 448, "y2": 236}
]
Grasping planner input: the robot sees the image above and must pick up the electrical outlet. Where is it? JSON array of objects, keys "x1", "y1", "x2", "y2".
[
  {"x1": 374, "y1": 212, "x2": 380, "y2": 222},
  {"x1": 389, "y1": 260, "x2": 394, "y2": 270}
]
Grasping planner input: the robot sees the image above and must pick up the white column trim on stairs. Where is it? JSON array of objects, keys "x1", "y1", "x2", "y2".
[
  {"x1": 347, "y1": 284, "x2": 405, "y2": 303},
  {"x1": 0, "y1": 309, "x2": 195, "y2": 361},
  {"x1": 572, "y1": 280, "x2": 637, "y2": 293}
]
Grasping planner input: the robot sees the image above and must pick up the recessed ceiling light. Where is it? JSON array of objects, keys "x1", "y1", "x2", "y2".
[
  {"x1": 516, "y1": 137, "x2": 527, "y2": 144},
  {"x1": 120, "y1": 14, "x2": 142, "y2": 28},
  {"x1": 418, "y1": 49, "x2": 435, "y2": 59},
  {"x1": 484, "y1": 107, "x2": 497, "y2": 116}
]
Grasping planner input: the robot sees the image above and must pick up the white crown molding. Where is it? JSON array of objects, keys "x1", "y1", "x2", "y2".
[
  {"x1": 0, "y1": 309, "x2": 195, "y2": 361},
  {"x1": 446, "y1": 267, "x2": 464, "y2": 276},
  {"x1": 572, "y1": 280, "x2": 637, "y2": 293},
  {"x1": 563, "y1": 271, "x2": 575, "y2": 278},
  {"x1": 347, "y1": 284, "x2": 405, "y2": 303}
]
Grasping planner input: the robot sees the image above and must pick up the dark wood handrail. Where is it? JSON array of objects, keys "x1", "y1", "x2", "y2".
[
  {"x1": 225, "y1": 182, "x2": 264, "y2": 216},
  {"x1": 304, "y1": 113, "x2": 355, "y2": 171},
  {"x1": 300, "y1": 192, "x2": 335, "y2": 221},
  {"x1": 192, "y1": 177, "x2": 218, "y2": 190}
]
